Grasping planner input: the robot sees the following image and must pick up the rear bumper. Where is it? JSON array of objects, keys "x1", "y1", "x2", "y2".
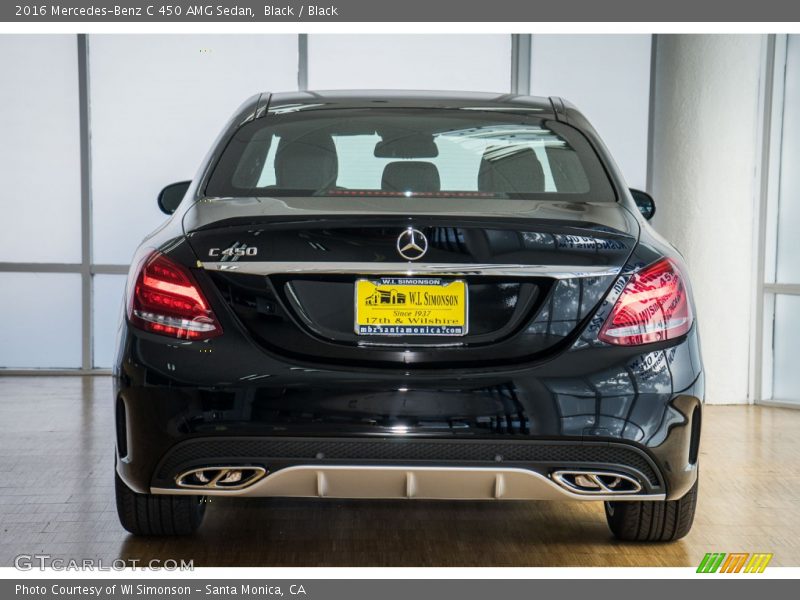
[
  {"x1": 150, "y1": 436, "x2": 666, "y2": 497},
  {"x1": 152, "y1": 465, "x2": 666, "y2": 502},
  {"x1": 114, "y1": 324, "x2": 703, "y2": 502}
]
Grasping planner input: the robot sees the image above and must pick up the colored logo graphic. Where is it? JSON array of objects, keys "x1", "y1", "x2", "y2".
[
  {"x1": 364, "y1": 289, "x2": 408, "y2": 306},
  {"x1": 696, "y1": 552, "x2": 773, "y2": 573}
]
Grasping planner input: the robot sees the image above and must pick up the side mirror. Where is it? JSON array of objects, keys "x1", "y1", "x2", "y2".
[
  {"x1": 630, "y1": 188, "x2": 656, "y2": 220},
  {"x1": 157, "y1": 181, "x2": 191, "y2": 215}
]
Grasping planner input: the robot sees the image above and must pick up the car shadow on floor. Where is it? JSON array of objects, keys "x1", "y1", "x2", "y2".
[{"x1": 116, "y1": 497, "x2": 690, "y2": 567}]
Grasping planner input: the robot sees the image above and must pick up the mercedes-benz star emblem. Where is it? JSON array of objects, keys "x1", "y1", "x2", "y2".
[{"x1": 396, "y1": 228, "x2": 428, "y2": 261}]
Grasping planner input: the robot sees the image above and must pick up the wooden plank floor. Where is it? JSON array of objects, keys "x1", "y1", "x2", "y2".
[{"x1": 0, "y1": 376, "x2": 798, "y2": 567}]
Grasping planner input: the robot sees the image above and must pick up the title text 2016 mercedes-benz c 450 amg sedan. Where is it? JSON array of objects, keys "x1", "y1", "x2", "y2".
[{"x1": 114, "y1": 91, "x2": 703, "y2": 541}]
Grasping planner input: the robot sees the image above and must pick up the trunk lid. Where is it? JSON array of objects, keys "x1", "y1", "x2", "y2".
[{"x1": 183, "y1": 197, "x2": 638, "y2": 367}]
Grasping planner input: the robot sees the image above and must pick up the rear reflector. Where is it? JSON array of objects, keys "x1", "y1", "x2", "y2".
[
  {"x1": 128, "y1": 251, "x2": 222, "y2": 340},
  {"x1": 598, "y1": 258, "x2": 692, "y2": 346}
]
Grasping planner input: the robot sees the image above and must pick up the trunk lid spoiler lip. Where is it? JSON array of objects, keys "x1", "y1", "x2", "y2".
[{"x1": 181, "y1": 196, "x2": 640, "y2": 239}]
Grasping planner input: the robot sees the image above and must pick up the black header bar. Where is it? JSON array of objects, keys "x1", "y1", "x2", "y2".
[{"x1": 3, "y1": 0, "x2": 800, "y2": 22}]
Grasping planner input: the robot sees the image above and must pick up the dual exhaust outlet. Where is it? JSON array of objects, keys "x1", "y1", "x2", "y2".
[
  {"x1": 174, "y1": 465, "x2": 645, "y2": 497},
  {"x1": 177, "y1": 466, "x2": 267, "y2": 490},
  {"x1": 550, "y1": 470, "x2": 643, "y2": 495}
]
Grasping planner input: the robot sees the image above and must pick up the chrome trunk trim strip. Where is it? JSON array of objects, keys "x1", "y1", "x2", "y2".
[{"x1": 201, "y1": 261, "x2": 620, "y2": 279}]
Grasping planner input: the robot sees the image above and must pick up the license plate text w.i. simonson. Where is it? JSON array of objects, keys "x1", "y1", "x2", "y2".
[{"x1": 355, "y1": 277, "x2": 468, "y2": 336}]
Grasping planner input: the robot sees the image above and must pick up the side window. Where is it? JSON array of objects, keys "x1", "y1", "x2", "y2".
[
  {"x1": 545, "y1": 143, "x2": 591, "y2": 193},
  {"x1": 333, "y1": 133, "x2": 570, "y2": 192},
  {"x1": 530, "y1": 143, "x2": 557, "y2": 192},
  {"x1": 255, "y1": 135, "x2": 280, "y2": 187},
  {"x1": 433, "y1": 133, "x2": 568, "y2": 193},
  {"x1": 231, "y1": 131, "x2": 279, "y2": 189},
  {"x1": 433, "y1": 136, "x2": 482, "y2": 191},
  {"x1": 334, "y1": 134, "x2": 389, "y2": 189},
  {"x1": 206, "y1": 111, "x2": 607, "y2": 200}
]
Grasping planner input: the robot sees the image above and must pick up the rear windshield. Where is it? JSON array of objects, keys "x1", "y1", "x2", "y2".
[{"x1": 205, "y1": 108, "x2": 615, "y2": 202}]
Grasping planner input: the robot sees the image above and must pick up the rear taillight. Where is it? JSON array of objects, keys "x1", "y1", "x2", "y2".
[
  {"x1": 598, "y1": 258, "x2": 693, "y2": 346},
  {"x1": 127, "y1": 251, "x2": 222, "y2": 340}
]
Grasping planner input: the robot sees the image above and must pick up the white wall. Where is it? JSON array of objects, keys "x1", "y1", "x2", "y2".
[
  {"x1": 0, "y1": 36, "x2": 84, "y2": 368},
  {"x1": 93, "y1": 274, "x2": 126, "y2": 369},
  {"x1": 650, "y1": 35, "x2": 763, "y2": 405},
  {"x1": 87, "y1": 34, "x2": 299, "y2": 367},
  {"x1": 0, "y1": 273, "x2": 82, "y2": 368},
  {"x1": 774, "y1": 35, "x2": 800, "y2": 285},
  {"x1": 89, "y1": 34, "x2": 299, "y2": 266},
  {"x1": 0, "y1": 35, "x2": 82, "y2": 263},
  {"x1": 531, "y1": 35, "x2": 652, "y2": 190},
  {"x1": 767, "y1": 35, "x2": 800, "y2": 404},
  {"x1": 308, "y1": 35, "x2": 511, "y2": 92}
]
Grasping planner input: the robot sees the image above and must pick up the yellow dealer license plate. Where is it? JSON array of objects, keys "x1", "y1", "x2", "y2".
[{"x1": 355, "y1": 278, "x2": 467, "y2": 336}]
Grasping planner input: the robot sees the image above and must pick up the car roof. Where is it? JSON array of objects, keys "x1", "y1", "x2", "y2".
[{"x1": 265, "y1": 90, "x2": 557, "y2": 116}]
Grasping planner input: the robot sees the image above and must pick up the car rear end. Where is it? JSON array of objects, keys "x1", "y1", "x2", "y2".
[{"x1": 113, "y1": 91, "x2": 703, "y2": 540}]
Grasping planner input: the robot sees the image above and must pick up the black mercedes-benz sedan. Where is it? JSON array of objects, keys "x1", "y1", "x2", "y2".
[{"x1": 114, "y1": 90, "x2": 703, "y2": 541}]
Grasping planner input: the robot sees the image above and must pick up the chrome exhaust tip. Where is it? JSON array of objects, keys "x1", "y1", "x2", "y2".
[
  {"x1": 551, "y1": 470, "x2": 643, "y2": 495},
  {"x1": 175, "y1": 466, "x2": 267, "y2": 490}
]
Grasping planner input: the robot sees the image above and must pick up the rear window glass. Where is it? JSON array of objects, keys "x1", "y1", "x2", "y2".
[{"x1": 205, "y1": 108, "x2": 615, "y2": 202}]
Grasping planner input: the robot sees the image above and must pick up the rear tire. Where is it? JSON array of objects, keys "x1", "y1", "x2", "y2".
[
  {"x1": 115, "y1": 471, "x2": 205, "y2": 535},
  {"x1": 604, "y1": 476, "x2": 698, "y2": 542}
]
